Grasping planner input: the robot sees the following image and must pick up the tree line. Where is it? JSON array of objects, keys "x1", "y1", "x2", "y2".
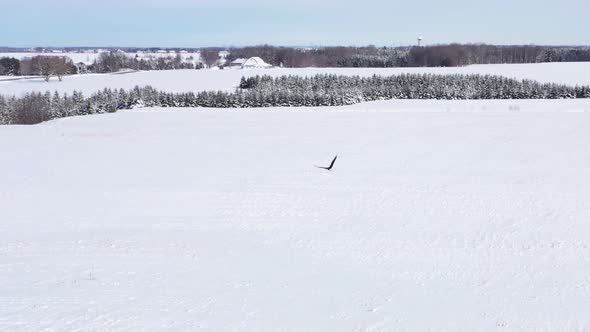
[
  {"x1": 1, "y1": 55, "x2": 77, "y2": 80},
  {"x1": 0, "y1": 52, "x2": 204, "y2": 78},
  {"x1": 226, "y1": 44, "x2": 590, "y2": 68},
  {"x1": 2, "y1": 73, "x2": 589, "y2": 125},
  {"x1": 2, "y1": 44, "x2": 590, "y2": 78},
  {"x1": 90, "y1": 52, "x2": 203, "y2": 73}
]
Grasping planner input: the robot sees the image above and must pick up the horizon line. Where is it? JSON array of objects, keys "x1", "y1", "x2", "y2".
[{"x1": 2, "y1": 43, "x2": 590, "y2": 50}]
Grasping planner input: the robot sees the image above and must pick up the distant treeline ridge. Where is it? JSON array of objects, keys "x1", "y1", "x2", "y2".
[{"x1": 1, "y1": 44, "x2": 590, "y2": 77}]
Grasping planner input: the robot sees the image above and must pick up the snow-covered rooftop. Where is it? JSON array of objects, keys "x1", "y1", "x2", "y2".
[
  {"x1": 242, "y1": 57, "x2": 272, "y2": 68},
  {"x1": 231, "y1": 58, "x2": 246, "y2": 65}
]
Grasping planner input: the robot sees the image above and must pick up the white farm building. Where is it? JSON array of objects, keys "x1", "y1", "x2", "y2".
[
  {"x1": 229, "y1": 58, "x2": 246, "y2": 67},
  {"x1": 230, "y1": 57, "x2": 272, "y2": 69}
]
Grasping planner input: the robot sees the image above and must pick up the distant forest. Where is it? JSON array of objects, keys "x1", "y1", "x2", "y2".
[
  {"x1": 225, "y1": 44, "x2": 590, "y2": 67},
  {"x1": 2, "y1": 44, "x2": 590, "y2": 77}
]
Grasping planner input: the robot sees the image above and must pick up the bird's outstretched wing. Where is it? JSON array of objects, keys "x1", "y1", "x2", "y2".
[
  {"x1": 316, "y1": 155, "x2": 338, "y2": 170},
  {"x1": 327, "y1": 155, "x2": 338, "y2": 170}
]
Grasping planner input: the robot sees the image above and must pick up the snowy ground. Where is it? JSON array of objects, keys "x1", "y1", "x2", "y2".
[
  {"x1": 2, "y1": 62, "x2": 590, "y2": 97},
  {"x1": 1, "y1": 99, "x2": 590, "y2": 331}
]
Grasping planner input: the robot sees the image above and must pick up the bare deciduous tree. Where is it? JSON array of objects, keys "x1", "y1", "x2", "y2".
[
  {"x1": 32, "y1": 56, "x2": 54, "y2": 81},
  {"x1": 54, "y1": 57, "x2": 76, "y2": 81},
  {"x1": 200, "y1": 49, "x2": 221, "y2": 68},
  {"x1": 21, "y1": 56, "x2": 75, "y2": 81},
  {"x1": 19, "y1": 58, "x2": 33, "y2": 76}
]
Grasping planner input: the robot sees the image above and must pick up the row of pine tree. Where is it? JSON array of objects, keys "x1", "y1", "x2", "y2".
[{"x1": 2, "y1": 74, "x2": 589, "y2": 124}]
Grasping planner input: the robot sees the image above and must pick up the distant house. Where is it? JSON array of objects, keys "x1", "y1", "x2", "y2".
[
  {"x1": 229, "y1": 58, "x2": 247, "y2": 67},
  {"x1": 240, "y1": 57, "x2": 272, "y2": 69}
]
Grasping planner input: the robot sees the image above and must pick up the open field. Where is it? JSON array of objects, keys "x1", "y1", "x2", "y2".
[
  {"x1": 1, "y1": 98, "x2": 590, "y2": 331},
  {"x1": 2, "y1": 62, "x2": 590, "y2": 97},
  {"x1": 2, "y1": 62, "x2": 590, "y2": 330}
]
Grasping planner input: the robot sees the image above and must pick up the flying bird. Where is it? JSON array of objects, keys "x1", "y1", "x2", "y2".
[{"x1": 316, "y1": 155, "x2": 338, "y2": 171}]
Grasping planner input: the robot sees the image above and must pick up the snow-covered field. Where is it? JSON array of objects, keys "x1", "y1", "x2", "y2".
[
  {"x1": 2, "y1": 63, "x2": 590, "y2": 330},
  {"x1": 2, "y1": 62, "x2": 590, "y2": 97},
  {"x1": 1, "y1": 98, "x2": 590, "y2": 331}
]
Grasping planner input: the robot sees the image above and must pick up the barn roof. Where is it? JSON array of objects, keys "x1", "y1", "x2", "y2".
[{"x1": 242, "y1": 57, "x2": 271, "y2": 67}]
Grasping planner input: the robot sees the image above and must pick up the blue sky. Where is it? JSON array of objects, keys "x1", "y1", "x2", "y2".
[{"x1": 1, "y1": 0, "x2": 588, "y2": 47}]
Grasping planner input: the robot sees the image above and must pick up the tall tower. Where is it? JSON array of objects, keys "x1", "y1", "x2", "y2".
[{"x1": 417, "y1": 37, "x2": 423, "y2": 47}]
